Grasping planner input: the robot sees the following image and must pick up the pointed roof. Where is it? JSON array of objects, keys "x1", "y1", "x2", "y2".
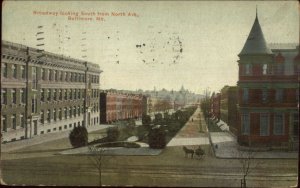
[{"x1": 239, "y1": 12, "x2": 273, "y2": 56}]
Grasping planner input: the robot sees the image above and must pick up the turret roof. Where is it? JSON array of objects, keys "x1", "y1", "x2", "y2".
[{"x1": 239, "y1": 13, "x2": 273, "y2": 56}]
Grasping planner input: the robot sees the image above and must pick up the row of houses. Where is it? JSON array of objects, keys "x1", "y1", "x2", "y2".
[
  {"x1": 0, "y1": 40, "x2": 175, "y2": 143},
  {"x1": 209, "y1": 13, "x2": 299, "y2": 149}
]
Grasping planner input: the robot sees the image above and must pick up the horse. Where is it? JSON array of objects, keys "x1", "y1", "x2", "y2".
[
  {"x1": 183, "y1": 146, "x2": 194, "y2": 158},
  {"x1": 195, "y1": 146, "x2": 205, "y2": 159}
]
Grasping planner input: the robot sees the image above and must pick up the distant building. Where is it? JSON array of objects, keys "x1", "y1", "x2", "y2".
[
  {"x1": 237, "y1": 13, "x2": 299, "y2": 148},
  {"x1": 220, "y1": 86, "x2": 238, "y2": 135},
  {"x1": 210, "y1": 92, "x2": 221, "y2": 120},
  {"x1": 1, "y1": 41, "x2": 102, "y2": 143},
  {"x1": 100, "y1": 91, "x2": 144, "y2": 124}
]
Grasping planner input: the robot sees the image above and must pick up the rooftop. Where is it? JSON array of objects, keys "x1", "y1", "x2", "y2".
[{"x1": 239, "y1": 13, "x2": 273, "y2": 56}]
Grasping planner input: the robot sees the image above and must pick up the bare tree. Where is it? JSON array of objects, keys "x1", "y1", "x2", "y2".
[
  {"x1": 88, "y1": 146, "x2": 106, "y2": 186},
  {"x1": 238, "y1": 149, "x2": 261, "y2": 188}
]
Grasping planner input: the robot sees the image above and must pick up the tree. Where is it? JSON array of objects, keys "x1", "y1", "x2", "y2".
[
  {"x1": 153, "y1": 113, "x2": 163, "y2": 125},
  {"x1": 142, "y1": 113, "x2": 151, "y2": 126},
  {"x1": 106, "y1": 127, "x2": 119, "y2": 142},
  {"x1": 148, "y1": 125, "x2": 167, "y2": 149},
  {"x1": 88, "y1": 146, "x2": 105, "y2": 186},
  {"x1": 238, "y1": 149, "x2": 261, "y2": 188},
  {"x1": 69, "y1": 126, "x2": 88, "y2": 148},
  {"x1": 164, "y1": 112, "x2": 171, "y2": 125}
]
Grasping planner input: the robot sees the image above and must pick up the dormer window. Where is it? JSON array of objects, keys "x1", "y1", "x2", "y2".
[
  {"x1": 262, "y1": 64, "x2": 268, "y2": 75},
  {"x1": 245, "y1": 64, "x2": 252, "y2": 75}
]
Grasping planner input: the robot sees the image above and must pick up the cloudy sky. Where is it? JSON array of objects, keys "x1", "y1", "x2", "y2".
[{"x1": 2, "y1": 1, "x2": 299, "y2": 94}]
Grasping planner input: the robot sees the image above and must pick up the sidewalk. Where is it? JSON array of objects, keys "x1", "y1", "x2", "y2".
[
  {"x1": 58, "y1": 142, "x2": 162, "y2": 156},
  {"x1": 208, "y1": 121, "x2": 298, "y2": 159},
  {"x1": 167, "y1": 107, "x2": 210, "y2": 147},
  {"x1": 1, "y1": 124, "x2": 115, "y2": 152}
]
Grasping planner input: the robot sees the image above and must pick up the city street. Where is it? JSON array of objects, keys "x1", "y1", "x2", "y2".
[
  {"x1": 1, "y1": 1, "x2": 299, "y2": 187},
  {"x1": 1, "y1": 107, "x2": 298, "y2": 187}
]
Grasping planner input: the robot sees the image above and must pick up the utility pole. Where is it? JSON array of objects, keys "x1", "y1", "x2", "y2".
[{"x1": 25, "y1": 47, "x2": 30, "y2": 139}]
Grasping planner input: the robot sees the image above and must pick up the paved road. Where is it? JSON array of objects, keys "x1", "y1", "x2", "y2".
[
  {"x1": 1, "y1": 107, "x2": 298, "y2": 187},
  {"x1": 1, "y1": 148, "x2": 297, "y2": 187},
  {"x1": 167, "y1": 107, "x2": 210, "y2": 147}
]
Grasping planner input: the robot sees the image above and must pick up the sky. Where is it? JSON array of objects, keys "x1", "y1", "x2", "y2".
[{"x1": 2, "y1": 1, "x2": 299, "y2": 94}]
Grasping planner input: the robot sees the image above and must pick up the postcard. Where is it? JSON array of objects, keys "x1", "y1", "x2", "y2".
[{"x1": 1, "y1": 0, "x2": 299, "y2": 187}]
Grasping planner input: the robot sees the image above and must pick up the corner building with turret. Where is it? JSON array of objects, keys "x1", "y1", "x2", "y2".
[{"x1": 237, "y1": 13, "x2": 299, "y2": 149}]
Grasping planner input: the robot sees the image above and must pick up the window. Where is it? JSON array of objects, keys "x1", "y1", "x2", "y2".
[
  {"x1": 20, "y1": 89, "x2": 25, "y2": 104},
  {"x1": 1, "y1": 89, "x2": 7, "y2": 105},
  {"x1": 241, "y1": 113, "x2": 250, "y2": 135},
  {"x1": 61, "y1": 71, "x2": 64, "y2": 81},
  {"x1": 53, "y1": 89, "x2": 57, "y2": 100},
  {"x1": 64, "y1": 89, "x2": 67, "y2": 100},
  {"x1": 78, "y1": 106, "x2": 81, "y2": 116},
  {"x1": 245, "y1": 64, "x2": 252, "y2": 75},
  {"x1": 275, "y1": 64, "x2": 284, "y2": 75},
  {"x1": 2, "y1": 63, "x2": 7, "y2": 77},
  {"x1": 21, "y1": 65, "x2": 25, "y2": 79},
  {"x1": 260, "y1": 113, "x2": 269, "y2": 136},
  {"x1": 41, "y1": 68, "x2": 45, "y2": 80},
  {"x1": 32, "y1": 94, "x2": 37, "y2": 113},
  {"x1": 47, "y1": 89, "x2": 51, "y2": 101},
  {"x1": 12, "y1": 89, "x2": 16, "y2": 104},
  {"x1": 262, "y1": 89, "x2": 268, "y2": 103},
  {"x1": 59, "y1": 89, "x2": 62, "y2": 100},
  {"x1": 69, "y1": 124, "x2": 72, "y2": 128},
  {"x1": 64, "y1": 107, "x2": 67, "y2": 119},
  {"x1": 274, "y1": 113, "x2": 284, "y2": 135},
  {"x1": 53, "y1": 109, "x2": 57, "y2": 121},
  {"x1": 54, "y1": 70, "x2": 57, "y2": 81},
  {"x1": 69, "y1": 107, "x2": 72, "y2": 117},
  {"x1": 59, "y1": 108, "x2": 62, "y2": 120},
  {"x1": 74, "y1": 89, "x2": 77, "y2": 99},
  {"x1": 49, "y1": 70, "x2": 53, "y2": 81},
  {"x1": 47, "y1": 109, "x2": 50, "y2": 122},
  {"x1": 20, "y1": 114, "x2": 25, "y2": 128},
  {"x1": 12, "y1": 114, "x2": 17, "y2": 129},
  {"x1": 275, "y1": 89, "x2": 283, "y2": 102},
  {"x1": 2, "y1": 116, "x2": 7, "y2": 132},
  {"x1": 64, "y1": 125, "x2": 67, "y2": 129},
  {"x1": 40, "y1": 111, "x2": 44, "y2": 124},
  {"x1": 293, "y1": 113, "x2": 299, "y2": 137},
  {"x1": 69, "y1": 89, "x2": 72, "y2": 100},
  {"x1": 73, "y1": 107, "x2": 76, "y2": 117},
  {"x1": 242, "y1": 88, "x2": 249, "y2": 103},
  {"x1": 59, "y1": 126, "x2": 62, "y2": 131},
  {"x1": 65, "y1": 72, "x2": 68, "y2": 82},
  {"x1": 41, "y1": 89, "x2": 45, "y2": 101},
  {"x1": 12, "y1": 64, "x2": 17, "y2": 78},
  {"x1": 46, "y1": 69, "x2": 50, "y2": 80},
  {"x1": 262, "y1": 64, "x2": 268, "y2": 75},
  {"x1": 70, "y1": 73, "x2": 73, "y2": 82},
  {"x1": 32, "y1": 67, "x2": 37, "y2": 89}
]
